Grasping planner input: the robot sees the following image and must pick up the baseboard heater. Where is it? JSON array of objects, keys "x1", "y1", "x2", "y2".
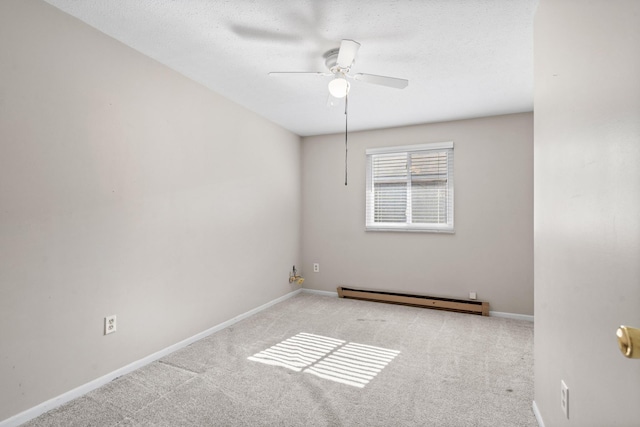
[{"x1": 337, "y1": 287, "x2": 489, "y2": 316}]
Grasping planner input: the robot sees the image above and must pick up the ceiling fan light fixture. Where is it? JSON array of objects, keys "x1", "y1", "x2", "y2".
[{"x1": 328, "y1": 77, "x2": 350, "y2": 98}]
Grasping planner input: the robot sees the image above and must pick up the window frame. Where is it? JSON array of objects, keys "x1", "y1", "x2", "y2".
[{"x1": 365, "y1": 141, "x2": 454, "y2": 233}]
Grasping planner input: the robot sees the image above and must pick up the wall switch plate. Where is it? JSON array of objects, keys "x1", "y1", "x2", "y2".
[
  {"x1": 104, "y1": 315, "x2": 116, "y2": 335},
  {"x1": 313, "y1": 263, "x2": 320, "y2": 273},
  {"x1": 469, "y1": 292, "x2": 477, "y2": 300},
  {"x1": 561, "y1": 380, "x2": 569, "y2": 418}
]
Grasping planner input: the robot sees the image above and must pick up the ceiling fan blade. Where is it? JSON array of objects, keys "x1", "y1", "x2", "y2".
[
  {"x1": 353, "y1": 73, "x2": 408, "y2": 89},
  {"x1": 269, "y1": 71, "x2": 329, "y2": 76},
  {"x1": 230, "y1": 25, "x2": 301, "y2": 43},
  {"x1": 336, "y1": 39, "x2": 361, "y2": 68}
]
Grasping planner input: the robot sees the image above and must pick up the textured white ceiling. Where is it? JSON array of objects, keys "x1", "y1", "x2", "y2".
[{"x1": 43, "y1": 0, "x2": 537, "y2": 136}]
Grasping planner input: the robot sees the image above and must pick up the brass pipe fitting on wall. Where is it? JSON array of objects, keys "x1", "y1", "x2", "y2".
[
  {"x1": 616, "y1": 325, "x2": 640, "y2": 359},
  {"x1": 289, "y1": 265, "x2": 304, "y2": 285},
  {"x1": 289, "y1": 275, "x2": 304, "y2": 285}
]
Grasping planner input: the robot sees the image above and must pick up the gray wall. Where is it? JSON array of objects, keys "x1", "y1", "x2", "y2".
[
  {"x1": 534, "y1": 0, "x2": 640, "y2": 425},
  {"x1": 301, "y1": 113, "x2": 533, "y2": 315},
  {"x1": 0, "y1": 0, "x2": 301, "y2": 421}
]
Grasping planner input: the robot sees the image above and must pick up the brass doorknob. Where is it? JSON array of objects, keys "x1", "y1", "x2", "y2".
[{"x1": 616, "y1": 326, "x2": 640, "y2": 359}]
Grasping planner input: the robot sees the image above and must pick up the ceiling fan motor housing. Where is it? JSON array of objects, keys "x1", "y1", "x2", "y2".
[{"x1": 324, "y1": 48, "x2": 351, "y2": 74}]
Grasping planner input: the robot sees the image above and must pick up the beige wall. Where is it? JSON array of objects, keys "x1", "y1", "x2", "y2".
[
  {"x1": 534, "y1": 0, "x2": 640, "y2": 425},
  {"x1": 301, "y1": 113, "x2": 533, "y2": 315},
  {"x1": 0, "y1": 0, "x2": 301, "y2": 421}
]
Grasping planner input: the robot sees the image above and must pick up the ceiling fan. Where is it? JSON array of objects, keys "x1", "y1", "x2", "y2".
[
  {"x1": 269, "y1": 39, "x2": 408, "y2": 101},
  {"x1": 270, "y1": 39, "x2": 408, "y2": 186}
]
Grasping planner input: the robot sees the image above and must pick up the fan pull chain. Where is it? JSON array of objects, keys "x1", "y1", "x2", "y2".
[{"x1": 344, "y1": 93, "x2": 348, "y2": 186}]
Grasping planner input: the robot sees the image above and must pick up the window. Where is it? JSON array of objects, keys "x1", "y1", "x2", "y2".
[{"x1": 366, "y1": 142, "x2": 454, "y2": 232}]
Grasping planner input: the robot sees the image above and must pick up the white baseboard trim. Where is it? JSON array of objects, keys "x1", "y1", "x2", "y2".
[
  {"x1": 0, "y1": 289, "x2": 303, "y2": 427},
  {"x1": 490, "y1": 311, "x2": 534, "y2": 322},
  {"x1": 301, "y1": 288, "x2": 339, "y2": 297},
  {"x1": 532, "y1": 400, "x2": 545, "y2": 427}
]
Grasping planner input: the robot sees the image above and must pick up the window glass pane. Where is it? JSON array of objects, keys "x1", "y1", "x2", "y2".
[
  {"x1": 410, "y1": 151, "x2": 448, "y2": 224},
  {"x1": 374, "y1": 182, "x2": 407, "y2": 223},
  {"x1": 411, "y1": 181, "x2": 447, "y2": 223},
  {"x1": 410, "y1": 151, "x2": 448, "y2": 180},
  {"x1": 372, "y1": 154, "x2": 407, "y2": 181}
]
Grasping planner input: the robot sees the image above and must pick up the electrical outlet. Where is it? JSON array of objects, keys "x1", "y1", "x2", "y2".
[
  {"x1": 469, "y1": 292, "x2": 477, "y2": 300},
  {"x1": 313, "y1": 263, "x2": 320, "y2": 273},
  {"x1": 561, "y1": 380, "x2": 569, "y2": 419},
  {"x1": 104, "y1": 315, "x2": 116, "y2": 335}
]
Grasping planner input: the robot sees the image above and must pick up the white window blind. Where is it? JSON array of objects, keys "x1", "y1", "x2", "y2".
[{"x1": 366, "y1": 142, "x2": 454, "y2": 232}]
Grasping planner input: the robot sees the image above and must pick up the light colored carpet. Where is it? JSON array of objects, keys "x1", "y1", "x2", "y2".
[{"x1": 23, "y1": 293, "x2": 536, "y2": 426}]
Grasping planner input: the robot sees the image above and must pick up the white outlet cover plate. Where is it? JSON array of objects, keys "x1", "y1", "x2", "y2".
[
  {"x1": 561, "y1": 380, "x2": 569, "y2": 418},
  {"x1": 313, "y1": 263, "x2": 319, "y2": 272},
  {"x1": 104, "y1": 315, "x2": 117, "y2": 335}
]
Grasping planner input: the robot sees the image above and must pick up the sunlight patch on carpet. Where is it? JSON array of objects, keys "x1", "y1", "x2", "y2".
[
  {"x1": 248, "y1": 333, "x2": 400, "y2": 387},
  {"x1": 247, "y1": 333, "x2": 345, "y2": 372},
  {"x1": 304, "y1": 342, "x2": 400, "y2": 388}
]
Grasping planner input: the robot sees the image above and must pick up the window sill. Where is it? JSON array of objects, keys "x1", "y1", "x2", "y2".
[{"x1": 365, "y1": 226, "x2": 455, "y2": 234}]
